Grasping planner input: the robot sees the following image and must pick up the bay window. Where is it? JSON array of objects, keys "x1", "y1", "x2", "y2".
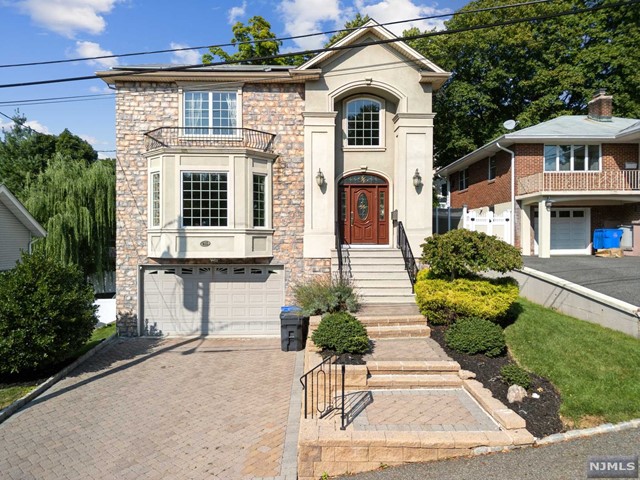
[{"x1": 182, "y1": 172, "x2": 228, "y2": 227}]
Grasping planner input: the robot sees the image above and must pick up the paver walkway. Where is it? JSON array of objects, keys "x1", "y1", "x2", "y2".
[{"x1": 0, "y1": 337, "x2": 302, "y2": 480}]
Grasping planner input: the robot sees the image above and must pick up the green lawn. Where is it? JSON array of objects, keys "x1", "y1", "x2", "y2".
[
  {"x1": 505, "y1": 299, "x2": 640, "y2": 427},
  {"x1": 0, "y1": 323, "x2": 116, "y2": 410}
]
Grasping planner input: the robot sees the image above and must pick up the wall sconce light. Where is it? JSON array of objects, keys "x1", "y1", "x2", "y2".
[
  {"x1": 412, "y1": 169, "x2": 422, "y2": 188},
  {"x1": 315, "y1": 168, "x2": 325, "y2": 187},
  {"x1": 545, "y1": 197, "x2": 553, "y2": 210}
]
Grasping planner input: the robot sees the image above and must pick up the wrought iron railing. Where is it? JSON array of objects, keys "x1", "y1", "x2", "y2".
[
  {"x1": 300, "y1": 355, "x2": 346, "y2": 430},
  {"x1": 335, "y1": 220, "x2": 350, "y2": 279},
  {"x1": 144, "y1": 127, "x2": 276, "y2": 152},
  {"x1": 397, "y1": 221, "x2": 418, "y2": 292}
]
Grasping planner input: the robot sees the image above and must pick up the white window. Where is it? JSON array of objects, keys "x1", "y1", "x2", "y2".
[
  {"x1": 488, "y1": 156, "x2": 497, "y2": 180},
  {"x1": 182, "y1": 172, "x2": 228, "y2": 227},
  {"x1": 544, "y1": 145, "x2": 601, "y2": 172},
  {"x1": 184, "y1": 91, "x2": 238, "y2": 135},
  {"x1": 459, "y1": 168, "x2": 469, "y2": 190},
  {"x1": 345, "y1": 97, "x2": 383, "y2": 147},
  {"x1": 150, "y1": 171, "x2": 160, "y2": 227},
  {"x1": 253, "y1": 174, "x2": 266, "y2": 228}
]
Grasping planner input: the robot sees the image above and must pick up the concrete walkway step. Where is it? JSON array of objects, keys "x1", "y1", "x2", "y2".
[
  {"x1": 357, "y1": 315, "x2": 425, "y2": 327},
  {"x1": 367, "y1": 373, "x2": 463, "y2": 388},
  {"x1": 357, "y1": 303, "x2": 420, "y2": 317},
  {"x1": 366, "y1": 325, "x2": 430, "y2": 339},
  {"x1": 367, "y1": 360, "x2": 460, "y2": 375}
]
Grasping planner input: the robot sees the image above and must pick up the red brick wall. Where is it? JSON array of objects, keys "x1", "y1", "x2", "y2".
[
  {"x1": 514, "y1": 144, "x2": 544, "y2": 177},
  {"x1": 449, "y1": 150, "x2": 512, "y2": 208},
  {"x1": 602, "y1": 144, "x2": 639, "y2": 170},
  {"x1": 591, "y1": 204, "x2": 640, "y2": 232}
]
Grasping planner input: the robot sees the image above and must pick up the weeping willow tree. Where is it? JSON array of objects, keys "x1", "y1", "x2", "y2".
[{"x1": 23, "y1": 155, "x2": 116, "y2": 282}]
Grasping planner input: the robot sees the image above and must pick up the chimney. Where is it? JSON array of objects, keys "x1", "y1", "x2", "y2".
[{"x1": 587, "y1": 88, "x2": 613, "y2": 122}]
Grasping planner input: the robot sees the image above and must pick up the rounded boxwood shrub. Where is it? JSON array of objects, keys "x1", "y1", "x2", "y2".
[
  {"x1": 415, "y1": 276, "x2": 519, "y2": 325},
  {"x1": 0, "y1": 251, "x2": 97, "y2": 375},
  {"x1": 501, "y1": 363, "x2": 532, "y2": 390},
  {"x1": 444, "y1": 317, "x2": 506, "y2": 357},
  {"x1": 311, "y1": 312, "x2": 370, "y2": 354}
]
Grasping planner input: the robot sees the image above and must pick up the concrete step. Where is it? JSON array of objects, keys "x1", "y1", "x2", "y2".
[
  {"x1": 367, "y1": 374, "x2": 463, "y2": 388},
  {"x1": 332, "y1": 256, "x2": 406, "y2": 265},
  {"x1": 360, "y1": 295, "x2": 416, "y2": 304},
  {"x1": 357, "y1": 315, "x2": 425, "y2": 327},
  {"x1": 354, "y1": 279, "x2": 413, "y2": 289},
  {"x1": 335, "y1": 265, "x2": 408, "y2": 275},
  {"x1": 345, "y1": 271, "x2": 409, "y2": 281},
  {"x1": 367, "y1": 360, "x2": 460, "y2": 375},
  {"x1": 358, "y1": 287, "x2": 415, "y2": 297},
  {"x1": 357, "y1": 303, "x2": 420, "y2": 317},
  {"x1": 331, "y1": 248, "x2": 403, "y2": 258},
  {"x1": 366, "y1": 324, "x2": 430, "y2": 339}
]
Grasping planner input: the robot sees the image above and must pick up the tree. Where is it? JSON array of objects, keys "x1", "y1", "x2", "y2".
[
  {"x1": 325, "y1": 13, "x2": 371, "y2": 46},
  {"x1": 0, "y1": 250, "x2": 96, "y2": 375},
  {"x1": 23, "y1": 156, "x2": 116, "y2": 280},
  {"x1": 203, "y1": 16, "x2": 291, "y2": 65},
  {"x1": 407, "y1": 0, "x2": 640, "y2": 167}
]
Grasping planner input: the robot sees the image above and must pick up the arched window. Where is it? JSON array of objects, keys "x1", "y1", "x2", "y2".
[{"x1": 345, "y1": 97, "x2": 383, "y2": 147}]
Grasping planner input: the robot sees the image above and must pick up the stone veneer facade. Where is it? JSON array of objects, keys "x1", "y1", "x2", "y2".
[{"x1": 115, "y1": 81, "x2": 328, "y2": 336}]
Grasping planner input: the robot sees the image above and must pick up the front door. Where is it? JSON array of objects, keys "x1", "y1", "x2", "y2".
[{"x1": 339, "y1": 174, "x2": 389, "y2": 245}]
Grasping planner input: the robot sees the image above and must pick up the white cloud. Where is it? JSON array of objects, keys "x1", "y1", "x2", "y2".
[
  {"x1": 89, "y1": 85, "x2": 113, "y2": 94},
  {"x1": 354, "y1": 0, "x2": 451, "y2": 34},
  {"x1": 278, "y1": 0, "x2": 344, "y2": 50},
  {"x1": 228, "y1": 1, "x2": 246, "y2": 24},
  {"x1": 74, "y1": 41, "x2": 118, "y2": 68},
  {"x1": 169, "y1": 43, "x2": 202, "y2": 65},
  {"x1": 16, "y1": 0, "x2": 121, "y2": 38}
]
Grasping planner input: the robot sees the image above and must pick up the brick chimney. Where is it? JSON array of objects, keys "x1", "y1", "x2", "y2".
[{"x1": 587, "y1": 88, "x2": 613, "y2": 122}]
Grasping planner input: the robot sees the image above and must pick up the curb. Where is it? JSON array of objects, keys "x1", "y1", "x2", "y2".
[
  {"x1": 472, "y1": 418, "x2": 640, "y2": 456},
  {"x1": 0, "y1": 333, "x2": 118, "y2": 425}
]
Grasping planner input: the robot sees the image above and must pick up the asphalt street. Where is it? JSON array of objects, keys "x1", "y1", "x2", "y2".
[
  {"x1": 337, "y1": 428, "x2": 640, "y2": 480},
  {"x1": 523, "y1": 256, "x2": 640, "y2": 307}
]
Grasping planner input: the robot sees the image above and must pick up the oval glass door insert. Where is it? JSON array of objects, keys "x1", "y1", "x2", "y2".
[{"x1": 357, "y1": 193, "x2": 369, "y2": 220}]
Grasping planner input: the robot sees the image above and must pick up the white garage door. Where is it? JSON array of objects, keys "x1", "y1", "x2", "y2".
[
  {"x1": 143, "y1": 265, "x2": 284, "y2": 336},
  {"x1": 534, "y1": 208, "x2": 590, "y2": 255}
]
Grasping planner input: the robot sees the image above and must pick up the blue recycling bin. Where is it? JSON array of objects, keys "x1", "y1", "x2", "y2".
[{"x1": 593, "y1": 229, "x2": 623, "y2": 249}]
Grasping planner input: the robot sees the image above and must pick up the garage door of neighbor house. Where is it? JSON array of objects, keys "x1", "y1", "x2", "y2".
[
  {"x1": 143, "y1": 265, "x2": 284, "y2": 336},
  {"x1": 534, "y1": 208, "x2": 591, "y2": 255}
]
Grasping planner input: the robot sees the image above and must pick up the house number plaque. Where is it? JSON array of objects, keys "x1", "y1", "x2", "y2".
[{"x1": 200, "y1": 240, "x2": 211, "y2": 247}]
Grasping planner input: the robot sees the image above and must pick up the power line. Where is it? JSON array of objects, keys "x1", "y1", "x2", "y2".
[
  {"x1": 0, "y1": 0, "x2": 637, "y2": 90},
  {"x1": 0, "y1": 0, "x2": 556, "y2": 69},
  {"x1": 0, "y1": 93, "x2": 114, "y2": 105}
]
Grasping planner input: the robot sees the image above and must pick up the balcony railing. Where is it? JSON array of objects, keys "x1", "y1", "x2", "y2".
[
  {"x1": 144, "y1": 127, "x2": 276, "y2": 153},
  {"x1": 518, "y1": 170, "x2": 640, "y2": 196}
]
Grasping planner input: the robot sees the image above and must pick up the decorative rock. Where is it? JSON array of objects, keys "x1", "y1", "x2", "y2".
[
  {"x1": 531, "y1": 392, "x2": 540, "y2": 399},
  {"x1": 507, "y1": 385, "x2": 528, "y2": 403},
  {"x1": 459, "y1": 369, "x2": 477, "y2": 379}
]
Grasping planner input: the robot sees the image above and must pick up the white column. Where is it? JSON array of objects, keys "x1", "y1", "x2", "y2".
[
  {"x1": 303, "y1": 112, "x2": 337, "y2": 258},
  {"x1": 538, "y1": 199, "x2": 551, "y2": 258},
  {"x1": 393, "y1": 113, "x2": 435, "y2": 255},
  {"x1": 520, "y1": 205, "x2": 532, "y2": 256}
]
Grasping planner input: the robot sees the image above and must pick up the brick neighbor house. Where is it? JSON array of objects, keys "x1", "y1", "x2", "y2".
[
  {"x1": 437, "y1": 90, "x2": 640, "y2": 258},
  {"x1": 98, "y1": 20, "x2": 449, "y2": 336}
]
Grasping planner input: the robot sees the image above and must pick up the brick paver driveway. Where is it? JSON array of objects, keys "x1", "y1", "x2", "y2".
[{"x1": 0, "y1": 337, "x2": 301, "y2": 480}]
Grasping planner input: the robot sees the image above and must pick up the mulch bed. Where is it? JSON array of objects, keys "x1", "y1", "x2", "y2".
[{"x1": 430, "y1": 325, "x2": 564, "y2": 439}]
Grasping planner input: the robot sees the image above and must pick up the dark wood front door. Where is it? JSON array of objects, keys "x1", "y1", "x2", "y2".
[{"x1": 339, "y1": 174, "x2": 389, "y2": 245}]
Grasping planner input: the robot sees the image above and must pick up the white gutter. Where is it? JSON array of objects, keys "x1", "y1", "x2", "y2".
[{"x1": 496, "y1": 142, "x2": 516, "y2": 246}]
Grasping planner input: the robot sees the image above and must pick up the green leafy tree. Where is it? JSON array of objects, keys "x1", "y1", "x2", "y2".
[
  {"x1": 55, "y1": 128, "x2": 98, "y2": 163},
  {"x1": 407, "y1": 0, "x2": 640, "y2": 167},
  {"x1": 325, "y1": 13, "x2": 371, "y2": 46},
  {"x1": 23, "y1": 156, "x2": 116, "y2": 280},
  {"x1": 0, "y1": 250, "x2": 96, "y2": 375},
  {"x1": 203, "y1": 16, "x2": 291, "y2": 65}
]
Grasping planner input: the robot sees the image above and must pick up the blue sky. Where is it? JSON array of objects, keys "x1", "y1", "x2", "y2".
[{"x1": 0, "y1": 0, "x2": 466, "y2": 156}]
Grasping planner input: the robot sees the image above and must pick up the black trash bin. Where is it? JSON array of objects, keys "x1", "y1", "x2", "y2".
[{"x1": 280, "y1": 306, "x2": 308, "y2": 352}]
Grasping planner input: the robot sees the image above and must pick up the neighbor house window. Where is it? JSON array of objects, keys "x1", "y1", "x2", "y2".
[
  {"x1": 459, "y1": 168, "x2": 469, "y2": 190},
  {"x1": 253, "y1": 174, "x2": 266, "y2": 227},
  {"x1": 182, "y1": 172, "x2": 228, "y2": 227},
  {"x1": 544, "y1": 145, "x2": 601, "y2": 172},
  {"x1": 184, "y1": 91, "x2": 238, "y2": 135},
  {"x1": 151, "y1": 172, "x2": 160, "y2": 227},
  {"x1": 488, "y1": 156, "x2": 497, "y2": 180},
  {"x1": 345, "y1": 98, "x2": 382, "y2": 147}
]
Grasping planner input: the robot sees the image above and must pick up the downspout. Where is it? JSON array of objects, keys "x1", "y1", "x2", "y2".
[{"x1": 496, "y1": 142, "x2": 515, "y2": 246}]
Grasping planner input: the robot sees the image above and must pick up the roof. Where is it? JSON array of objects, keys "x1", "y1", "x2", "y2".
[
  {"x1": 438, "y1": 115, "x2": 640, "y2": 176},
  {"x1": 111, "y1": 64, "x2": 294, "y2": 72},
  {"x1": 0, "y1": 185, "x2": 47, "y2": 237}
]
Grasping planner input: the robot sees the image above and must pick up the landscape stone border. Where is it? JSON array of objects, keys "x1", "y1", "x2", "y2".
[{"x1": 0, "y1": 333, "x2": 117, "y2": 425}]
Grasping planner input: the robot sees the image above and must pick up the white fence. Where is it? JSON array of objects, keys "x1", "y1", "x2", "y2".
[{"x1": 463, "y1": 208, "x2": 512, "y2": 244}]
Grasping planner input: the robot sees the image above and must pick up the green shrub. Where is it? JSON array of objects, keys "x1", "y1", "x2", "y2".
[
  {"x1": 293, "y1": 275, "x2": 359, "y2": 316},
  {"x1": 501, "y1": 363, "x2": 532, "y2": 390},
  {"x1": 421, "y1": 229, "x2": 523, "y2": 279},
  {"x1": 0, "y1": 251, "x2": 97, "y2": 375},
  {"x1": 415, "y1": 276, "x2": 519, "y2": 325},
  {"x1": 311, "y1": 312, "x2": 370, "y2": 354},
  {"x1": 445, "y1": 317, "x2": 506, "y2": 357}
]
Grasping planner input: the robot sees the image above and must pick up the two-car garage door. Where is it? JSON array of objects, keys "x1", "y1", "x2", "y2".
[{"x1": 143, "y1": 265, "x2": 284, "y2": 336}]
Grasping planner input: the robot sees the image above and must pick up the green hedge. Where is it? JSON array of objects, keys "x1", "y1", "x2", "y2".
[
  {"x1": 445, "y1": 317, "x2": 506, "y2": 357},
  {"x1": 311, "y1": 312, "x2": 370, "y2": 354},
  {"x1": 415, "y1": 275, "x2": 519, "y2": 325}
]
